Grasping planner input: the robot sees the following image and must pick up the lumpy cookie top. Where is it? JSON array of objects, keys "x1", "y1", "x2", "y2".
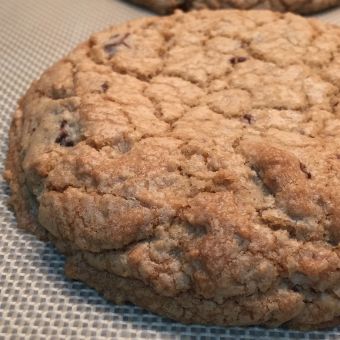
[
  {"x1": 7, "y1": 10, "x2": 340, "y2": 328},
  {"x1": 127, "y1": 0, "x2": 340, "y2": 14}
]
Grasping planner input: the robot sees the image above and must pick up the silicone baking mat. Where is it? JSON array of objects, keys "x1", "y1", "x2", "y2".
[{"x1": 1, "y1": 1, "x2": 340, "y2": 339}]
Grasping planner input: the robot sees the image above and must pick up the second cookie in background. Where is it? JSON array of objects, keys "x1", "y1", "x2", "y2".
[{"x1": 125, "y1": 0, "x2": 340, "y2": 15}]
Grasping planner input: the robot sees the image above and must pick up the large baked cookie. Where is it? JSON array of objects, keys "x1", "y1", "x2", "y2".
[
  {"x1": 5, "y1": 9, "x2": 340, "y2": 329},
  {"x1": 127, "y1": 0, "x2": 340, "y2": 14}
]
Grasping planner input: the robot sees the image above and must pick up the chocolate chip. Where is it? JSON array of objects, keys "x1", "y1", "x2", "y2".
[
  {"x1": 243, "y1": 113, "x2": 254, "y2": 124},
  {"x1": 230, "y1": 56, "x2": 247, "y2": 65},
  {"x1": 55, "y1": 120, "x2": 74, "y2": 147},
  {"x1": 64, "y1": 140, "x2": 74, "y2": 147},
  {"x1": 104, "y1": 33, "x2": 130, "y2": 58},
  {"x1": 55, "y1": 131, "x2": 74, "y2": 147},
  {"x1": 104, "y1": 44, "x2": 118, "y2": 57},
  {"x1": 299, "y1": 162, "x2": 312, "y2": 179},
  {"x1": 101, "y1": 82, "x2": 109, "y2": 93},
  {"x1": 55, "y1": 131, "x2": 68, "y2": 145},
  {"x1": 60, "y1": 119, "x2": 67, "y2": 129},
  {"x1": 51, "y1": 87, "x2": 69, "y2": 100}
]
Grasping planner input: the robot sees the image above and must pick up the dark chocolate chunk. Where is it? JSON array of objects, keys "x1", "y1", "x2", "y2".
[
  {"x1": 64, "y1": 140, "x2": 74, "y2": 147},
  {"x1": 55, "y1": 120, "x2": 74, "y2": 147},
  {"x1": 101, "y1": 82, "x2": 109, "y2": 93},
  {"x1": 104, "y1": 33, "x2": 130, "y2": 58},
  {"x1": 230, "y1": 56, "x2": 247, "y2": 65},
  {"x1": 243, "y1": 113, "x2": 254, "y2": 124},
  {"x1": 299, "y1": 162, "x2": 312, "y2": 179},
  {"x1": 60, "y1": 119, "x2": 67, "y2": 129},
  {"x1": 55, "y1": 131, "x2": 69, "y2": 145}
]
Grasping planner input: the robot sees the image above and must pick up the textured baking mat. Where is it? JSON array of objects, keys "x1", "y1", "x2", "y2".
[{"x1": 1, "y1": 1, "x2": 340, "y2": 339}]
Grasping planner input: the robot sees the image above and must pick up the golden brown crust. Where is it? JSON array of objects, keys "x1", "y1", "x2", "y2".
[{"x1": 5, "y1": 10, "x2": 340, "y2": 329}]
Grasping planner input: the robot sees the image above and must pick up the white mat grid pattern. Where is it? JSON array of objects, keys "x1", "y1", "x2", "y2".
[{"x1": 1, "y1": 1, "x2": 340, "y2": 339}]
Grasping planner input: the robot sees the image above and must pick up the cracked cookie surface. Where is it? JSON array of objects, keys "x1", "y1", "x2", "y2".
[
  {"x1": 5, "y1": 9, "x2": 340, "y2": 329},
  {"x1": 126, "y1": 0, "x2": 340, "y2": 14}
]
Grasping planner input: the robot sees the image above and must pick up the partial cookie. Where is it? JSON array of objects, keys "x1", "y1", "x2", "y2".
[
  {"x1": 127, "y1": 0, "x2": 340, "y2": 14},
  {"x1": 5, "y1": 9, "x2": 340, "y2": 329}
]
